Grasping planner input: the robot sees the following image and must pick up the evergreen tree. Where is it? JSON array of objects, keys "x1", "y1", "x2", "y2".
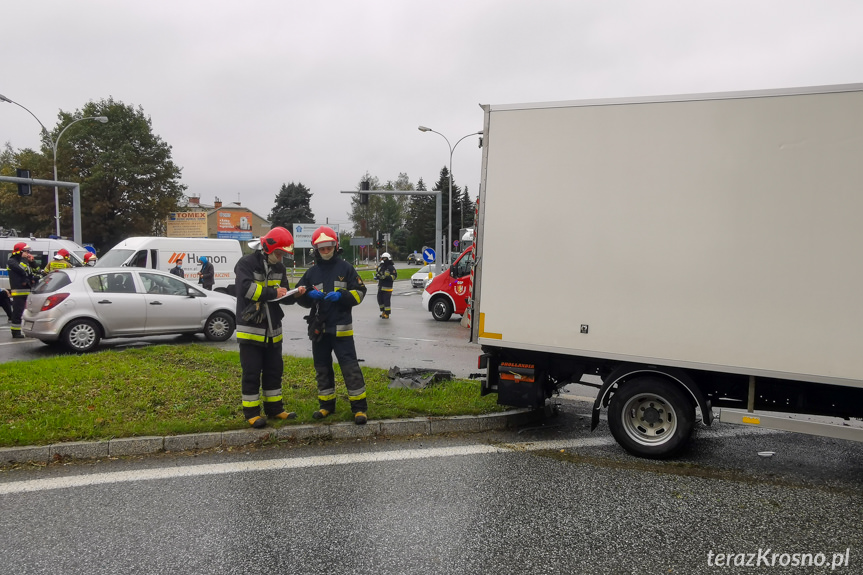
[
  {"x1": 405, "y1": 177, "x2": 436, "y2": 252},
  {"x1": 268, "y1": 182, "x2": 315, "y2": 231},
  {"x1": 431, "y1": 166, "x2": 461, "y2": 259}
]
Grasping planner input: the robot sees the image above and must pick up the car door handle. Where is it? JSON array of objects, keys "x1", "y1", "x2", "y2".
[
  {"x1": 97, "y1": 300, "x2": 113, "y2": 304},
  {"x1": 149, "y1": 301, "x2": 163, "y2": 305}
]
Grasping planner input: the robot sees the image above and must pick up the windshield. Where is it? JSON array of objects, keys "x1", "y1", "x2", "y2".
[{"x1": 95, "y1": 249, "x2": 134, "y2": 267}]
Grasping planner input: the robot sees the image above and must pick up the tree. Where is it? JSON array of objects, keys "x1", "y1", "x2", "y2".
[
  {"x1": 459, "y1": 185, "x2": 476, "y2": 230},
  {"x1": 2, "y1": 98, "x2": 186, "y2": 251},
  {"x1": 268, "y1": 182, "x2": 315, "y2": 231},
  {"x1": 0, "y1": 143, "x2": 54, "y2": 237},
  {"x1": 404, "y1": 177, "x2": 435, "y2": 253},
  {"x1": 427, "y1": 166, "x2": 461, "y2": 257},
  {"x1": 69, "y1": 99, "x2": 187, "y2": 250}
]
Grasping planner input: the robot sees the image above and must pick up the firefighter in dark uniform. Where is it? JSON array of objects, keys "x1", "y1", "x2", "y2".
[
  {"x1": 7, "y1": 242, "x2": 37, "y2": 339},
  {"x1": 296, "y1": 226, "x2": 369, "y2": 424},
  {"x1": 375, "y1": 252, "x2": 397, "y2": 319},
  {"x1": 234, "y1": 227, "x2": 307, "y2": 428}
]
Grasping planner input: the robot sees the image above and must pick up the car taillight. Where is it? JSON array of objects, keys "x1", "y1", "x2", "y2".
[{"x1": 41, "y1": 293, "x2": 70, "y2": 311}]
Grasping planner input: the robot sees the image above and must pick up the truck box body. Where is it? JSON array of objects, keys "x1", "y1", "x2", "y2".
[{"x1": 472, "y1": 84, "x2": 863, "y2": 457}]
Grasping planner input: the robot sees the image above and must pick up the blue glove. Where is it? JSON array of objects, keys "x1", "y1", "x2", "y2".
[
  {"x1": 307, "y1": 289, "x2": 325, "y2": 301},
  {"x1": 324, "y1": 291, "x2": 341, "y2": 303}
]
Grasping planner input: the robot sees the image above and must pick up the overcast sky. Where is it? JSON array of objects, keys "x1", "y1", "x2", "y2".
[{"x1": 3, "y1": 1, "x2": 862, "y2": 231}]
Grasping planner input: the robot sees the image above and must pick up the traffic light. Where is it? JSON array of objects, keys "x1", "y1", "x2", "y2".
[
  {"x1": 360, "y1": 180, "x2": 370, "y2": 205},
  {"x1": 16, "y1": 168, "x2": 31, "y2": 197}
]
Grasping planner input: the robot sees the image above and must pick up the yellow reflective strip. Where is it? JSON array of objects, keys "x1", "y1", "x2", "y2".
[
  {"x1": 478, "y1": 312, "x2": 502, "y2": 340},
  {"x1": 350, "y1": 290, "x2": 362, "y2": 303},
  {"x1": 348, "y1": 392, "x2": 367, "y2": 401},
  {"x1": 263, "y1": 396, "x2": 283, "y2": 402},
  {"x1": 336, "y1": 330, "x2": 354, "y2": 337},
  {"x1": 318, "y1": 393, "x2": 337, "y2": 401},
  {"x1": 237, "y1": 332, "x2": 266, "y2": 342},
  {"x1": 242, "y1": 400, "x2": 262, "y2": 407}
]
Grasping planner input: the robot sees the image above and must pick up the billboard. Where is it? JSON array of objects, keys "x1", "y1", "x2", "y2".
[
  {"x1": 217, "y1": 210, "x2": 254, "y2": 240},
  {"x1": 293, "y1": 223, "x2": 340, "y2": 248},
  {"x1": 166, "y1": 212, "x2": 208, "y2": 238}
]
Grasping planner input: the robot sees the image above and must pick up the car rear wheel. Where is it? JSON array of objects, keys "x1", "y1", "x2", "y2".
[
  {"x1": 204, "y1": 311, "x2": 235, "y2": 341},
  {"x1": 61, "y1": 318, "x2": 101, "y2": 353},
  {"x1": 430, "y1": 297, "x2": 453, "y2": 321}
]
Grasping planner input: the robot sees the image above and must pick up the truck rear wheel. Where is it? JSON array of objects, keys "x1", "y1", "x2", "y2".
[{"x1": 608, "y1": 376, "x2": 694, "y2": 459}]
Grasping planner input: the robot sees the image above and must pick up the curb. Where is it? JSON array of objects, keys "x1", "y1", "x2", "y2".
[{"x1": 0, "y1": 409, "x2": 544, "y2": 465}]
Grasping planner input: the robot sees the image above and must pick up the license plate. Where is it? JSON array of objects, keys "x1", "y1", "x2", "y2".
[{"x1": 24, "y1": 321, "x2": 34, "y2": 330}]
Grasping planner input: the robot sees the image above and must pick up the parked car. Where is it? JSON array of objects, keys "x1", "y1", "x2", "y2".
[
  {"x1": 410, "y1": 265, "x2": 436, "y2": 288},
  {"x1": 22, "y1": 267, "x2": 237, "y2": 352}
]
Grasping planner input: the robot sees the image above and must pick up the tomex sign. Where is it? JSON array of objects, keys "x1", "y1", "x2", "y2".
[{"x1": 293, "y1": 223, "x2": 340, "y2": 249}]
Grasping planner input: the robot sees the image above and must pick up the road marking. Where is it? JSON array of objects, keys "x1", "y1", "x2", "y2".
[
  {"x1": 0, "y1": 425, "x2": 784, "y2": 496},
  {"x1": 396, "y1": 337, "x2": 437, "y2": 342}
]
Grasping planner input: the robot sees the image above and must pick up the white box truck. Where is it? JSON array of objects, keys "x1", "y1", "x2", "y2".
[
  {"x1": 96, "y1": 237, "x2": 244, "y2": 294},
  {"x1": 472, "y1": 84, "x2": 863, "y2": 458}
]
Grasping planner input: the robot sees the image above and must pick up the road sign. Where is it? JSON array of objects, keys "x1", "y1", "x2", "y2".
[
  {"x1": 453, "y1": 240, "x2": 459, "y2": 247},
  {"x1": 423, "y1": 248, "x2": 436, "y2": 264}
]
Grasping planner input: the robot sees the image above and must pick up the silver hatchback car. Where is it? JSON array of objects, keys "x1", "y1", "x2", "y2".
[{"x1": 22, "y1": 267, "x2": 237, "y2": 352}]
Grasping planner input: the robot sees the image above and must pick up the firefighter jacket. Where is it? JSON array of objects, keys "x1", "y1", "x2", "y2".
[
  {"x1": 44, "y1": 260, "x2": 73, "y2": 273},
  {"x1": 375, "y1": 260, "x2": 397, "y2": 291},
  {"x1": 7, "y1": 253, "x2": 36, "y2": 298},
  {"x1": 234, "y1": 252, "x2": 296, "y2": 345},
  {"x1": 296, "y1": 252, "x2": 366, "y2": 337}
]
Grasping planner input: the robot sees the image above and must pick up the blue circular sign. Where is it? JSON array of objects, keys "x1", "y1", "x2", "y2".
[{"x1": 422, "y1": 248, "x2": 436, "y2": 264}]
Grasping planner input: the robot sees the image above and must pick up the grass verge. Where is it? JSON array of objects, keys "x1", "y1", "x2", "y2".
[{"x1": 0, "y1": 344, "x2": 503, "y2": 447}]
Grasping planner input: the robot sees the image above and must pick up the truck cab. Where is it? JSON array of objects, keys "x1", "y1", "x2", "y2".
[{"x1": 421, "y1": 245, "x2": 474, "y2": 321}]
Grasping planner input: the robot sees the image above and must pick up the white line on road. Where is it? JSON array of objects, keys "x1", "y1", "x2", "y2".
[{"x1": 0, "y1": 425, "x2": 782, "y2": 496}]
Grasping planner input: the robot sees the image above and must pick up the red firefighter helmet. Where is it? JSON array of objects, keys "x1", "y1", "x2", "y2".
[
  {"x1": 57, "y1": 249, "x2": 70, "y2": 259},
  {"x1": 13, "y1": 242, "x2": 32, "y2": 253},
  {"x1": 260, "y1": 227, "x2": 294, "y2": 255},
  {"x1": 311, "y1": 226, "x2": 339, "y2": 250},
  {"x1": 84, "y1": 252, "x2": 97, "y2": 264}
]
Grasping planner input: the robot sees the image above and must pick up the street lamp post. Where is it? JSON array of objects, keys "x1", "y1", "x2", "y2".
[
  {"x1": 0, "y1": 93, "x2": 107, "y2": 237},
  {"x1": 418, "y1": 126, "x2": 482, "y2": 267}
]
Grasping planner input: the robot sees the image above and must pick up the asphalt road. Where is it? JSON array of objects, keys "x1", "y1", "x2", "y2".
[{"x1": 1, "y1": 400, "x2": 861, "y2": 574}]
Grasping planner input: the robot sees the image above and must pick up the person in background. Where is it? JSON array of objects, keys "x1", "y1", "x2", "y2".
[
  {"x1": 83, "y1": 252, "x2": 98, "y2": 266},
  {"x1": 170, "y1": 258, "x2": 185, "y2": 278},
  {"x1": 44, "y1": 249, "x2": 73, "y2": 273},
  {"x1": 7, "y1": 242, "x2": 38, "y2": 339},
  {"x1": 296, "y1": 226, "x2": 369, "y2": 425},
  {"x1": 198, "y1": 256, "x2": 214, "y2": 290},
  {"x1": 234, "y1": 227, "x2": 306, "y2": 428},
  {"x1": 0, "y1": 288, "x2": 12, "y2": 322},
  {"x1": 375, "y1": 252, "x2": 397, "y2": 319}
]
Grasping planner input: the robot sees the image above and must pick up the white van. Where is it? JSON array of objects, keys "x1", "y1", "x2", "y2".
[
  {"x1": 0, "y1": 237, "x2": 88, "y2": 290},
  {"x1": 96, "y1": 237, "x2": 243, "y2": 294}
]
